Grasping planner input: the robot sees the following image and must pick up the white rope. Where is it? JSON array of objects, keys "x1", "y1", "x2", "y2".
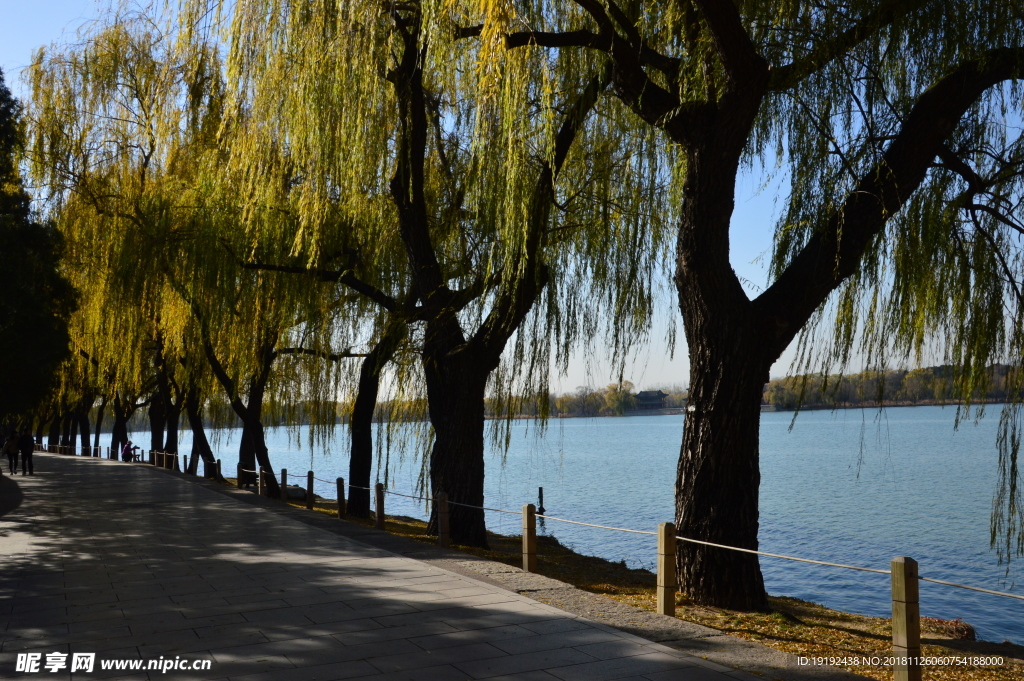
[
  {"x1": 225, "y1": 467, "x2": 1024, "y2": 602},
  {"x1": 674, "y1": 536, "x2": 890, "y2": 574},
  {"x1": 537, "y1": 514, "x2": 657, "y2": 535},
  {"x1": 386, "y1": 490, "x2": 431, "y2": 501},
  {"x1": 447, "y1": 499, "x2": 523, "y2": 514},
  {"x1": 919, "y1": 576, "x2": 1024, "y2": 601}
]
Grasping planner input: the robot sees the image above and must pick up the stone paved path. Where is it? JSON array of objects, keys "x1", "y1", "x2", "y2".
[{"x1": 0, "y1": 454, "x2": 763, "y2": 681}]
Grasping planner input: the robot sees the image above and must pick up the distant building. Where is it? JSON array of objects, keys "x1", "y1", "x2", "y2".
[{"x1": 635, "y1": 390, "x2": 668, "y2": 410}]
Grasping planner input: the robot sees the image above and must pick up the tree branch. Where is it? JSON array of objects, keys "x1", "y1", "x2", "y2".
[
  {"x1": 274, "y1": 347, "x2": 369, "y2": 362},
  {"x1": 769, "y1": 0, "x2": 930, "y2": 91},
  {"x1": 220, "y1": 239, "x2": 401, "y2": 312},
  {"x1": 755, "y1": 47, "x2": 1024, "y2": 354},
  {"x1": 689, "y1": 0, "x2": 767, "y2": 86}
]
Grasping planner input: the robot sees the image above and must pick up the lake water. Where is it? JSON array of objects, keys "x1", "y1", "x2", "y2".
[{"x1": 150, "y1": 405, "x2": 1023, "y2": 643}]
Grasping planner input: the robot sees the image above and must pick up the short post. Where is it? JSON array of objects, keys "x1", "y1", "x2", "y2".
[
  {"x1": 657, "y1": 522, "x2": 677, "y2": 616},
  {"x1": 148, "y1": 449, "x2": 154, "y2": 465},
  {"x1": 375, "y1": 483, "x2": 385, "y2": 530},
  {"x1": 216, "y1": 459, "x2": 222, "y2": 480},
  {"x1": 336, "y1": 478, "x2": 346, "y2": 518},
  {"x1": 236, "y1": 463, "x2": 243, "y2": 489},
  {"x1": 258, "y1": 467, "x2": 266, "y2": 496},
  {"x1": 891, "y1": 557, "x2": 922, "y2": 681},
  {"x1": 281, "y1": 468, "x2": 288, "y2": 503},
  {"x1": 437, "y1": 492, "x2": 450, "y2": 548},
  {"x1": 306, "y1": 471, "x2": 314, "y2": 510},
  {"x1": 522, "y1": 504, "x2": 537, "y2": 572}
]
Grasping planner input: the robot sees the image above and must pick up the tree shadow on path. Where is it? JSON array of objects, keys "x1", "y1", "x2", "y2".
[{"x1": 0, "y1": 474, "x2": 22, "y2": 517}]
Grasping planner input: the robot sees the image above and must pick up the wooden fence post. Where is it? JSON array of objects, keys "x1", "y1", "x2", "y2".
[
  {"x1": 657, "y1": 522, "x2": 677, "y2": 616},
  {"x1": 281, "y1": 468, "x2": 288, "y2": 503},
  {"x1": 892, "y1": 557, "x2": 922, "y2": 681},
  {"x1": 336, "y1": 478, "x2": 346, "y2": 518},
  {"x1": 216, "y1": 459, "x2": 222, "y2": 480},
  {"x1": 306, "y1": 471, "x2": 314, "y2": 510},
  {"x1": 437, "y1": 493, "x2": 450, "y2": 548},
  {"x1": 375, "y1": 483, "x2": 385, "y2": 530},
  {"x1": 236, "y1": 463, "x2": 243, "y2": 489},
  {"x1": 258, "y1": 467, "x2": 266, "y2": 496},
  {"x1": 522, "y1": 504, "x2": 537, "y2": 572}
]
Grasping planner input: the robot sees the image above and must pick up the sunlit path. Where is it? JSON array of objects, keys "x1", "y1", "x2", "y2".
[{"x1": 1, "y1": 454, "x2": 770, "y2": 681}]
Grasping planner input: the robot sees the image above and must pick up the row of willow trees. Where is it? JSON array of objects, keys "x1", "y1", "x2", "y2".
[
  {"x1": 13, "y1": 0, "x2": 1024, "y2": 610},
  {"x1": 21, "y1": 4, "x2": 671, "y2": 544}
]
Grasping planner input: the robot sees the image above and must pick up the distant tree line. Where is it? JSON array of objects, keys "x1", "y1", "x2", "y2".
[{"x1": 764, "y1": 365, "x2": 1021, "y2": 411}]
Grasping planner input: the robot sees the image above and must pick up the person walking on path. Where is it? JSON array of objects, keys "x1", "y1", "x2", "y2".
[
  {"x1": 3, "y1": 430, "x2": 19, "y2": 474},
  {"x1": 18, "y1": 430, "x2": 34, "y2": 475}
]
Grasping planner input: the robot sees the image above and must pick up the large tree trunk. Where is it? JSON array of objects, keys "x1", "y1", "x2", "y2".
[
  {"x1": 149, "y1": 389, "x2": 166, "y2": 452},
  {"x1": 423, "y1": 323, "x2": 492, "y2": 547},
  {"x1": 349, "y1": 322, "x2": 405, "y2": 517},
  {"x1": 48, "y1": 414, "x2": 61, "y2": 449},
  {"x1": 676, "y1": 332, "x2": 770, "y2": 611},
  {"x1": 673, "y1": 114, "x2": 772, "y2": 610},
  {"x1": 77, "y1": 406, "x2": 91, "y2": 453},
  {"x1": 164, "y1": 398, "x2": 181, "y2": 454},
  {"x1": 93, "y1": 396, "x2": 106, "y2": 449},
  {"x1": 184, "y1": 387, "x2": 216, "y2": 477},
  {"x1": 110, "y1": 396, "x2": 130, "y2": 456},
  {"x1": 60, "y1": 411, "x2": 72, "y2": 447}
]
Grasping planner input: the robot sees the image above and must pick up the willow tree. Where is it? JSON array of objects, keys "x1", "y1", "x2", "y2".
[
  {"x1": 25, "y1": 10, "x2": 316, "y2": 489},
  {"x1": 186, "y1": 0, "x2": 669, "y2": 544},
  {"x1": 466, "y1": 0, "x2": 1024, "y2": 608}
]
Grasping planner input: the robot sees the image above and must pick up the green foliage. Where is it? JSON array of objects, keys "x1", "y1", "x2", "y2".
[{"x1": 0, "y1": 68, "x2": 76, "y2": 419}]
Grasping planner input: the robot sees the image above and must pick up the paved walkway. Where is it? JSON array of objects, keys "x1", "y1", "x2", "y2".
[{"x1": 1, "y1": 455, "x2": 769, "y2": 680}]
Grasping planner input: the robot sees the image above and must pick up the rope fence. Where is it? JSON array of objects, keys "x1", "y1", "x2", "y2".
[{"x1": 43, "y1": 443, "x2": 1021, "y2": 679}]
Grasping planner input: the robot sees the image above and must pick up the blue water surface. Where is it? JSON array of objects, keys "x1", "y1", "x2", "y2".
[{"x1": 156, "y1": 405, "x2": 1022, "y2": 643}]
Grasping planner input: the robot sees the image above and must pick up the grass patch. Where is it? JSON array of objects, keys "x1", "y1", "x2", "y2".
[{"x1": 225, "y1": 479, "x2": 1023, "y2": 681}]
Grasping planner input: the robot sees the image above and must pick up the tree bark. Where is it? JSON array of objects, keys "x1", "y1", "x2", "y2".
[
  {"x1": 423, "y1": 334, "x2": 491, "y2": 546},
  {"x1": 348, "y1": 321, "x2": 405, "y2": 517},
  {"x1": 61, "y1": 411, "x2": 74, "y2": 447},
  {"x1": 110, "y1": 395, "x2": 130, "y2": 456},
  {"x1": 34, "y1": 415, "x2": 47, "y2": 443},
  {"x1": 48, "y1": 412, "x2": 61, "y2": 448},
  {"x1": 164, "y1": 397, "x2": 181, "y2": 454},
  {"x1": 77, "y1": 406, "x2": 91, "y2": 453},
  {"x1": 93, "y1": 396, "x2": 106, "y2": 449},
  {"x1": 148, "y1": 389, "x2": 166, "y2": 452},
  {"x1": 184, "y1": 386, "x2": 216, "y2": 477}
]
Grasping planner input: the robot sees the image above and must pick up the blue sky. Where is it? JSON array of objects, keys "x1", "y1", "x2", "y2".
[
  {"x1": 0, "y1": 1, "x2": 105, "y2": 79},
  {"x1": 1, "y1": 1, "x2": 796, "y2": 391}
]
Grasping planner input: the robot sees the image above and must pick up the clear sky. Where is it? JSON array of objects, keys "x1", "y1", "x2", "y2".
[{"x1": 1, "y1": 1, "x2": 797, "y2": 392}]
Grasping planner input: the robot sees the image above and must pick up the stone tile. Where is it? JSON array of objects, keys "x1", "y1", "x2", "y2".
[
  {"x1": 489, "y1": 627, "x2": 621, "y2": 655},
  {"x1": 366, "y1": 641, "x2": 508, "y2": 673},
  {"x1": 454, "y1": 647, "x2": 598, "y2": 678},
  {"x1": 544, "y1": 653, "x2": 699, "y2": 681}
]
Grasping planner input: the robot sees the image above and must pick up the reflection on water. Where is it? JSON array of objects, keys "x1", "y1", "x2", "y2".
[{"x1": 157, "y1": 405, "x2": 1021, "y2": 643}]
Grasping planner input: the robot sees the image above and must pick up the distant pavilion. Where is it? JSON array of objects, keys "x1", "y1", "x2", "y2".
[{"x1": 635, "y1": 390, "x2": 668, "y2": 409}]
